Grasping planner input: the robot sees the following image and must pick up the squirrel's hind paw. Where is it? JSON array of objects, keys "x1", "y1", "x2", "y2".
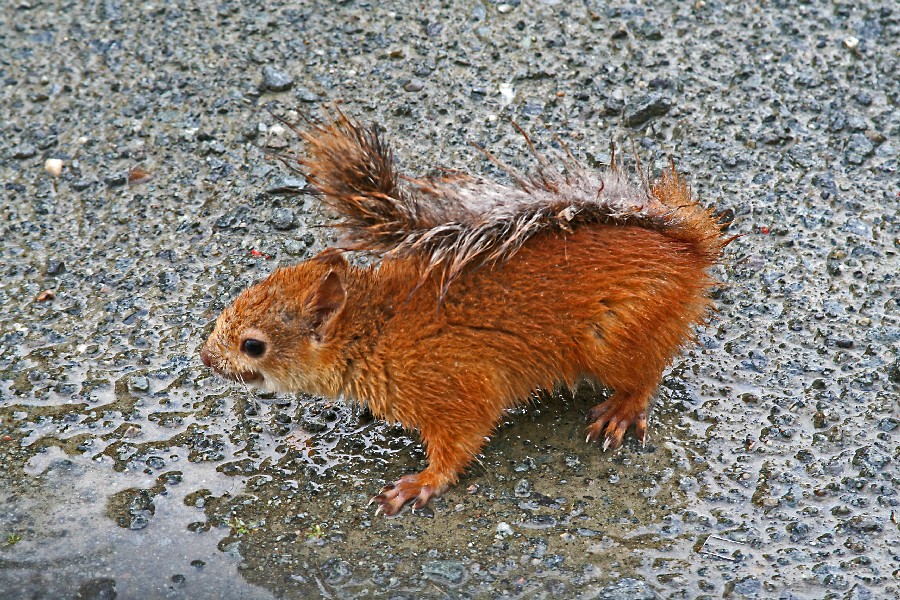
[
  {"x1": 371, "y1": 474, "x2": 445, "y2": 516},
  {"x1": 585, "y1": 397, "x2": 649, "y2": 451}
]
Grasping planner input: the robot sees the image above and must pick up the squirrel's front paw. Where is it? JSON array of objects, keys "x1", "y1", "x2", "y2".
[
  {"x1": 370, "y1": 474, "x2": 446, "y2": 516},
  {"x1": 585, "y1": 396, "x2": 649, "y2": 451}
]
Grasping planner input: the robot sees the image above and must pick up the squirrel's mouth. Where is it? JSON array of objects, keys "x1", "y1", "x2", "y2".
[
  {"x1": 224, "y1": 370, "x2": 263, "y2": 386},
  {"x1": 199, "y1": 344, "x2": 264, "y2": 387}
]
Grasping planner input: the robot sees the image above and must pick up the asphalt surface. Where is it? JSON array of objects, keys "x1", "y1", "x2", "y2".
[{"x1": 1, "y1": 1, "x2": 898, "y2": 599}]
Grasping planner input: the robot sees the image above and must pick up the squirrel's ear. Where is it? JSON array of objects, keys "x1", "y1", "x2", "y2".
[
  {"x1": 306, "y1": 270, "x2": 345, "y2": 337},
  {"x1": 310, "y1": 248, "x2": 348, "y2": 269}
]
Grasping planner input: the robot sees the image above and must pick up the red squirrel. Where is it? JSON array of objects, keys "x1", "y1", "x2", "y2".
[{"x1": 200, "y1": 112, "x2": 730, "y2": 515}]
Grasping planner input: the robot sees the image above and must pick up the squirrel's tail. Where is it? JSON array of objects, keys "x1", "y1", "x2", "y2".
[
  {"x1": 291, "y1": 112, "x2": 424, "y2": 255},
  {"x1": 291, "y1": 113, "x2": 731, "y2": 286}
]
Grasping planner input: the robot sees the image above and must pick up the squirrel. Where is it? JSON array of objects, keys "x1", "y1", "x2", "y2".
[{"x1": 200, "y1": 111, "x2": 731, "y2": 516}]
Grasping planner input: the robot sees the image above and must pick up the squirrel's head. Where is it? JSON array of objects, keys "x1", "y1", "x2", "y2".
[{"x1": 200, "y1": 249, "x2": 349, "y2": 396}]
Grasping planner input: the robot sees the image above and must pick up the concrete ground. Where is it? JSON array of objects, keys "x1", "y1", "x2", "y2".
[{"x1": 0, "y1": 1, "x2": 897, "y2": 598}]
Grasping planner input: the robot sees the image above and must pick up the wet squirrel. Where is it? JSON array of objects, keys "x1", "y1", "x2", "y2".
[{"x1": 200, "y1": 112, "x2": 730, "y2": 515}]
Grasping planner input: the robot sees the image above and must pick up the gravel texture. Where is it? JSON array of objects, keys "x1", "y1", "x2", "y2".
[{"x1": 1, "y1": 1, "x2": 898, "y2": 599}]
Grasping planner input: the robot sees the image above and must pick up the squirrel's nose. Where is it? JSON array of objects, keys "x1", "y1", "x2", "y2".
[{"x1": 199, "y1": 345, "x2": 212, "y2": 368}]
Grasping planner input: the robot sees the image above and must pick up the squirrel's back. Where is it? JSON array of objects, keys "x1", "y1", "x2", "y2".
[{"x1": 286, "y1": 112, "x2": 728, "y2": 287}]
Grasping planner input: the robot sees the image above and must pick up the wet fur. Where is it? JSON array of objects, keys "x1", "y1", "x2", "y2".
[
  {"x1": 288, "y1": 113, "x2": 725, "y2": 288},
  {"x1": 202, "y1": 113, "x2": 730, "y2": 514}
]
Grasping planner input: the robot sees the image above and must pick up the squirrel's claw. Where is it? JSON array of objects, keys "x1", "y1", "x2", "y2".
[
  {"x1": 585, "y1": 396, "x2": 649, "y2": 452},
  {"x1": 602, "y1": 435, "x2": 615, "y2": 452},
  {"x1": 635, "y1": 416, "x2": 649, "y2": 447},
  {"x1": 370, "y1": 474, "x2": 443, "y2": 516}
]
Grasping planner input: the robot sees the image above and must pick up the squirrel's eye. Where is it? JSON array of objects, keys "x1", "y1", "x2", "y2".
[{"x1": 241, "y1": 338, "x2": 266, "y2": 358}]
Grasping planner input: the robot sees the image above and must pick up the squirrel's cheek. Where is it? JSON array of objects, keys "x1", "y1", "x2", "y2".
[
  {"x1": 254, "y1": 353, "x2": 318, "y2": 394},
  {"x1": 260, "y1": 373, "x2": 288, "y2": 393}
]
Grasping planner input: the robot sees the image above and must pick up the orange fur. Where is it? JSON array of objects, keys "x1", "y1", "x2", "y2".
[{"x1": 201, "y1": 116, "x2": 729, "y2": 515}]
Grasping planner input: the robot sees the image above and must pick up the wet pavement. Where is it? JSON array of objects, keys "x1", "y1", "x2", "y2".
[{"x1": 1, "y1": 1, "x2": 898, "y2": 598}]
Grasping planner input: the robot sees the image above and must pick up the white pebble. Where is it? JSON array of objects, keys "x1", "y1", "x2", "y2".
[
  {"x1": 499, "y1": 83, "x2": 515, "y2": 105},
  {"x1": 44, "y1": 158, "x2": 63, "y2": 177},
  {"x1": 495, "y1": 521, "x2": 514, "y2": 538}
]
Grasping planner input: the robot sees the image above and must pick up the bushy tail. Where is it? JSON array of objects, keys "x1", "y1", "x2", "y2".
[
  {"x1": 290, "y1": 112, "x2": 428, "y2": 255},
  {"x1": 287, "y1": 112, "x2": 731, "y2": 286}
]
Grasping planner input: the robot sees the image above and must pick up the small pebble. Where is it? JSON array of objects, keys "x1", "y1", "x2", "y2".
[
  {"x1": 130, "y1": 376, "x2": 150, "y2": 393},
  {"x1": 44, "y1": 158, "x2": 63, "y2": 177},
  {"x1": 296, "y1": 87, "x2": 318, "y2": 102},
  {"x1": 403, "y1": 79, "x2": 425, "y2": 93},
  {"x1": 270, "y1": 208, "x2": 297, "y2": 230},
  {"x1": 262, "y1": 66, "x2": 294, "y2": 92},
  {"x1": 623, "y1": 93, "x2": 672, "y2": 126},
  {"x1": 46, "y1": 260, "x2": 65, "y2": 276},
  {"x1": 422, "y1": 560, "x2": 466, "y2": 586},
  {"x1": 639, "y1": 22, "x2": 663, "y2": 40},
  {"x1": 496, "y1": 522, "x2": 514, "y2": 537},
  {"x1": 104, "y1": 173, "x2": 128, "y2": 187},
  {"x1": 283, "y1": 239, "x2": 307, "y2": 257},
  {"x1": 12, "y1": 144, "x2": 37, "y2": 159},
  {"x1": 514, "y1": 479, "x2": 532, "y2": 497},
  {"x1": 845, "y1": 133, "x2": 875, "y2": 165},
  {"x1": 72, "y1": 179, "x2": 94, "y2": 191}
]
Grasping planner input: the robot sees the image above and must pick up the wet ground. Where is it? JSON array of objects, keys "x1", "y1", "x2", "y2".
[{"x1": 1, "y1": 1, "x2": 898, "y2": 598}]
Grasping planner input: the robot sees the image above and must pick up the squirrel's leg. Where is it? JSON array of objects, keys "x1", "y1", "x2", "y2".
[
  {"x1": 582, "y1": 292, "x2": 692, "y2": 450},
  {"x1": 371, "y1": 412, "x2": 495, "y2": 516},
  {"x1": 584, "y1": 385, "x2": 655, "y2": 450}
]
